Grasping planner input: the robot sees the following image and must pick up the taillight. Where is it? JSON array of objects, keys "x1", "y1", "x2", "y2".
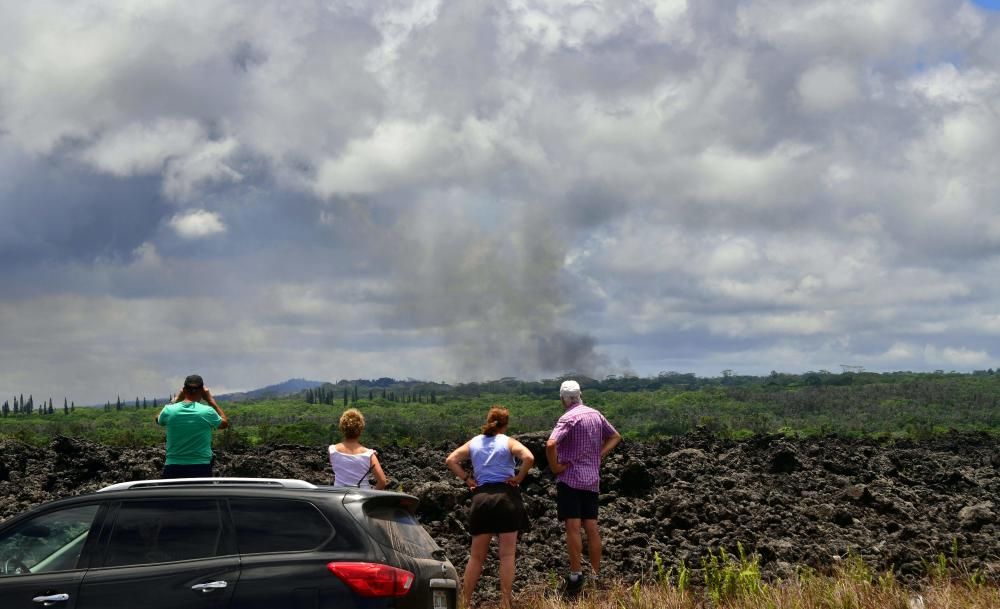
[{"x1": 327, "y1": 562, "x2": 415, "y2": 597}]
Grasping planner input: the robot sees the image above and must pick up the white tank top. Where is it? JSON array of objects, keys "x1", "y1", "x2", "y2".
[{"x1": 329, "y1": 446, "x2": 375, "y2": 488}]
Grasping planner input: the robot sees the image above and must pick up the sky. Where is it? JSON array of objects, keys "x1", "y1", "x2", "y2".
[{"x1": 2, "y1": 0, "x2": 1000, "y2": 404}]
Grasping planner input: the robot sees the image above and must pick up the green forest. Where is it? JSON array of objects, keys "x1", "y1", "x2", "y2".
[{"x1": 2, "y1": 370, "x2": 999, "y2": 448}]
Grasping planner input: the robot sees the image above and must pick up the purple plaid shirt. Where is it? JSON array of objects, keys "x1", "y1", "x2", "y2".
[{"x1": 548, "y1": 403, "x2": 618, "y2": 492}]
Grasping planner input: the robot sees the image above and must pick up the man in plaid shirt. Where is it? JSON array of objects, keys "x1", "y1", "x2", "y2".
[{"x1": 545, "y1": 380, "x2": 621, "y2": 592}]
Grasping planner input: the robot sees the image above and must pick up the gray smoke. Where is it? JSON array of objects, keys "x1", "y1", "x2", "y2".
[{"x1": 368, "y1": 198, "x2": 612, "y2": 381}]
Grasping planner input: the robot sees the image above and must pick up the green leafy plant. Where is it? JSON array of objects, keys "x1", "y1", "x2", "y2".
[{"x1": 701, "y1": 543, "x2": 764, "y2": 604}]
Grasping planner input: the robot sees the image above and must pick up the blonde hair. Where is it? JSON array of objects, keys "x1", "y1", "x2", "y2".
[
  {"x1": 339, "y1": 408, "x2": 365, "y2": 439},
  {"x1": 480, "y1": 406, "x2": 509, "y2": 436}
]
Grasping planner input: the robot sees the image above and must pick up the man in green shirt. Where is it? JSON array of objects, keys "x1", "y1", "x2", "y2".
[{"x1": 155, "y1": 374, "x2": 229, "y2": 479}]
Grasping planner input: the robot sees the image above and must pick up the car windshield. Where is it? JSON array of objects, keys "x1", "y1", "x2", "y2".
[{"x1": 0, "y1": 504, "x2": 98, "y2": 576}]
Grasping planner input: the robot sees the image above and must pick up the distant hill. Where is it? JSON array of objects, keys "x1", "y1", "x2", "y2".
[{"x1": 215, "y1": 378, "x2": 327, "y2": 402}]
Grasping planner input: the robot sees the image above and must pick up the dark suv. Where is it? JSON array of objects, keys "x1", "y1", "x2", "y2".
[{"x1": 0, "y1": 478, "x2": 458, "y2": 609}]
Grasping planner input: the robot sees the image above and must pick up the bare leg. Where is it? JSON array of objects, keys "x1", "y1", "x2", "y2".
[
  {"x1": 497, "y1": 532, "x2": 518, "y2": 609},
  {"x1": 463, "y1": 534, "x2": 492, "y2": 608},
  {"x1": 564, "y1": 518, "x2": 583, "y2": 573},
  {"x1": 582, "y1": 519, "x2": 601, "y2": 575}
]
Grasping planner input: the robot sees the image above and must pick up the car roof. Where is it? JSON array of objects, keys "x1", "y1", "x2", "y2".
[
  {"x1": 98, "y1": 477, "x2": 319, "y2": 493},
  {"x1": 0, "y1": 479, "x2": 424, "y2": 531},
  {"x1": 91, "y1": 478, "x2": 417, "y2": 502},
  {"x1": 2, "y1": 479, "x2": 417, "y2": 517}
]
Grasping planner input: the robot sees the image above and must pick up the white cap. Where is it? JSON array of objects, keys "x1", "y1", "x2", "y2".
[{"x1": 559, "y1": 380, "x2": 581, "y2": 397}]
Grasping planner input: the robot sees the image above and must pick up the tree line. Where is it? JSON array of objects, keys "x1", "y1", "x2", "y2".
[
  {"x1": 2, "y1": 395, "x2": 74, "y2": 417},
  {"x1": 1, "y1": 395, "x2": 164, "y2": 416},
  {"x1": 304, "y1": 384, "x2": 438, "y2": 406}
]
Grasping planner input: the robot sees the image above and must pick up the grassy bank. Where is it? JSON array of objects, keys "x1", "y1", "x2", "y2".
[
  {"x1": 512, "y1": 578, "x2": 999, "y2": 609},
  {"x1": 3, "y1": 373, "x2": 1000, "y2": 447},
  {"x1": 509, "y1": 563, "x2": 999, "y2": 609}
]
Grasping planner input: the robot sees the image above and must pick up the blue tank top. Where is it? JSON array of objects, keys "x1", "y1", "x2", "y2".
[{"x1": 469, "y1": 434, "x2": 514, "y2": 485}]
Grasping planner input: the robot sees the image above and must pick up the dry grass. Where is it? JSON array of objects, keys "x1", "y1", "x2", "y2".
[
  {"x1": 483, "y1": 574, "x2": 1000, "y2": 609},
  {"x1": 465, "y1": 546, "x2": 999, "y2": 609}
]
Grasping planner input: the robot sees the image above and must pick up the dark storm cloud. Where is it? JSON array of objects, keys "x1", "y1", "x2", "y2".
[{"x1": 0, "y1": 150, "x2": 167, "y2": 270}]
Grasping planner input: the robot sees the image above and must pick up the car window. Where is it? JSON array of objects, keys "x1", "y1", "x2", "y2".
[
  {"x1": 103, "y1": 500, "x2": 230, "y2": 567},
  {"x1": 229, "y1": 498, "x2": 333, "y2": 554},
  {"x1": 0, "y1": 504, "x2": 99, "y2": 576},
  {"x1": 365, "y1": 506, "x2": 442, "y2": 559}
]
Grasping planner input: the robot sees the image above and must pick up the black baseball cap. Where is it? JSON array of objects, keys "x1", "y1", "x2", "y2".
[{"x1": 183, "y1": 374, "x2": 204, "y2": 390}]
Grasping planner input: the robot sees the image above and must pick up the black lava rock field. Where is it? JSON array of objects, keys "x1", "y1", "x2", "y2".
[{"x1": 1, "y1": 430, "x2": 998, "y2": 600}]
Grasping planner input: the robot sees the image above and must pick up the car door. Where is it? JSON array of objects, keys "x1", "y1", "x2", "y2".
[
  {"x1": 76, "y1": 498, "x2": 238, "y2": 609},
  {"x1": 226, "y1": 497, "x2": 349, "y2": 609},
  {"x1": 0, "y1": 502, "x2": 103, "y2": 609}
]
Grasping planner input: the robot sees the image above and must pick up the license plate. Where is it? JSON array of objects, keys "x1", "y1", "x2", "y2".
[{"x1": 432, "y1": 589, "x2": 449, "y2": 609}]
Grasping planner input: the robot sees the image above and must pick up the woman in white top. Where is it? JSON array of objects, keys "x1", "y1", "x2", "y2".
[{"x1": 329, "y1": 408, "x2": 387, "y2": 489}]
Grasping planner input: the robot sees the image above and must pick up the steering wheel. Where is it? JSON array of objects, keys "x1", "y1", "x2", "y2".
[{"x1": 2, "y1": 558, "x2": 31, "y2": 575}]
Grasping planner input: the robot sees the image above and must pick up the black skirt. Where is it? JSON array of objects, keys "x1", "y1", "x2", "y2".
[{"x1": 468, "y1": 483, "x2": 530, "y2": 535}]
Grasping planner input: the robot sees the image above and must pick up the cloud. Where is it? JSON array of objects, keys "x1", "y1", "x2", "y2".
[
  {"x1": 1, "y1": 0, "x2": 1000, "y2": 401},
  {"x1": 796, "y1": 62, "x2": 861, "y2": 113},
  {"x1": 169, "y1": 210, "x2": 227, "y2": 239},
  {"x1": 924, "y1": 345, "x2": 992, "y2": 368},
  {"x1": 79, "y1": 120, "x2": 243, "y2": 202},
  {"x1": 80, "y1": 120, "x2": 206, "y2": 177}
]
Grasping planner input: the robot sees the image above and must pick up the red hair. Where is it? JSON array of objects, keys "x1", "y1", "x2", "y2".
[{"x1": 480, "y1": 406, "x2": 509, "y2": 436}]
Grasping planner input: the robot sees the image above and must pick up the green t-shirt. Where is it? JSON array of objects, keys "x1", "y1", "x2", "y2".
[{"x1": 157, "y1": 401, "x2": 223, "y2": 465}]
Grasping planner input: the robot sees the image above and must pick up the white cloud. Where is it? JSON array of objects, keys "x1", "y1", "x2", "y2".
[
  {"x1": 81, "y1": 119, "x2": 205, "y2": 176},
  {"x1": 169, "y1": 210, "x2": 227, "y2": 239},
  {"x1": 313, "y1": 117, "x2": 500, "y2": 196},
  {"x1": 162, "y1": 138, "x2": 243, "y2": 201},
  {"x1": 692, "y1": 142, "x2": 814, "y2": 207},
  {"x1": 924, "y1": 345, "x2": 992, "y2": 368},
  {"x1": 883, "y1": 342, "x2": 916, "y2": 361},
  {"x1": 796, "y1": 63, "x2": 861, "y2": 113},
  {"x1": 130, "y1": 242, "x2": 162, "y2": 270},
  {"x1": 907, "y1": 63, "x2": 999, "y2": 105}
]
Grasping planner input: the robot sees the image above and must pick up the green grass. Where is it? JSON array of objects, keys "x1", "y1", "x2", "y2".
[{"x1": 3, "y1": 373, "x2": 1000, "y2": 447}]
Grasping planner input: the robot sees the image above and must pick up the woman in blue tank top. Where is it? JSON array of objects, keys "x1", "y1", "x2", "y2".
[{"x1": 445, "y1": 407, "x2": 534, "y2": 609}]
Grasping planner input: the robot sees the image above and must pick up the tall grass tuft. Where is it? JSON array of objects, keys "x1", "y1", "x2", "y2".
[{"x1": 701, "y1": 543, "x2": 765, "y2": 604}]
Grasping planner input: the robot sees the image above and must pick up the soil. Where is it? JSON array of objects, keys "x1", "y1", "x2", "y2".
[{"x1": 1, "y1": 429, "x2": 998, "y2": 603}]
